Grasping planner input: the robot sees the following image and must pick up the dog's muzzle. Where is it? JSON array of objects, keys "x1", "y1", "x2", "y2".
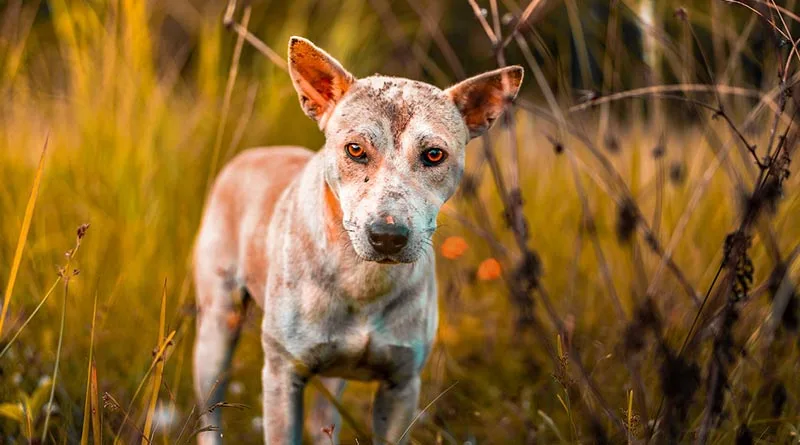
[{"x1": 367, "y1": 220, "x2": 409, "y2": 255}]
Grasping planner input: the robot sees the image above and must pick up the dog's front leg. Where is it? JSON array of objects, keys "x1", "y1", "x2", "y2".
[
  {"x1": 261, "y1": 347, "x2": 305, "y2": 445},
  {"x1": 372, "y1": 376, "x2": 421, "y2": 445}
]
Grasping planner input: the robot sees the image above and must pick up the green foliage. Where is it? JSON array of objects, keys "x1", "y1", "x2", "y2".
[{"x1": 0, "y1": 378, "x2": 54, "y2": 440}]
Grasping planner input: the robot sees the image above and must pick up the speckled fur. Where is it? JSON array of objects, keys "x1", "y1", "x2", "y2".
[{"x1": 193, "y1": 37, "x2": 522, "y2": 445}]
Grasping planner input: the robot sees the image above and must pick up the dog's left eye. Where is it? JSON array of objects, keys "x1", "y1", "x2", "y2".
[
  {"x1": 345, "y1": 143, "x2": 367, "y2": 163},
  {"x1": 421, "y1": 148, "x2": 447, "y2": 166}
]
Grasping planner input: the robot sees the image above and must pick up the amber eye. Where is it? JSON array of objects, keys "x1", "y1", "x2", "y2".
[
  {"x1": 345, "y1": 143, "x2": 367, "y2": 163},
  {"x1": 421, "y1": 148, "x2": 447, "y2": 166}
]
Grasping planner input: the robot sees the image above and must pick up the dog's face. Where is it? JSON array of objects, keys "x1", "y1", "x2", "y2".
[
  {"x1": 321, "y1": 77, "x2": 470, "y2": 264},
  {"x1": 288, "y1": 37, "x2": 523, "y2": 263}
]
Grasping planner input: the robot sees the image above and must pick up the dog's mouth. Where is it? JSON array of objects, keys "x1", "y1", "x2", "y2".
[
  {"x1": 354, "y1": 250, "x2": 417, "y2": 265},
  {"x1": 376, "y1": 258, "x2": 400, "y2": 264}
]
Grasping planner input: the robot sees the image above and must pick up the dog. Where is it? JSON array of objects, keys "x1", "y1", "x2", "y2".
[{"x1": 192, "y1": 36, "x2": 522, "y2": 444}]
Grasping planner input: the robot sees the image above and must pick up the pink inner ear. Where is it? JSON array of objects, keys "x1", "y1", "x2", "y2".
[
  {"x1": 314, "y1": 74, "x2": 335, "y2": 101},
  {"x1": 447, "y1": 67, "x2": 522, "y2": 138},
  {"x1": 457, "y1": 85, "x2": 506, "y2": 135},
  {"x1": 293, "y1": 67, "x2": 344, "y2": 121},
  {"x1": 288, "y1": 38, "x2": 355, "y2": 124},
  {"x1": 295, "y1": 67, "x2": 336, "y2": 103}
]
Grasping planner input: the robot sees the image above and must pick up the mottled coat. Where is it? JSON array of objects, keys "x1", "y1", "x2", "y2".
[{"x1": 193, "y1": 37, "x2": 522, "y2": 444}]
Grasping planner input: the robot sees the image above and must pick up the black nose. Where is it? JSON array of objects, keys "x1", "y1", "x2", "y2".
[{"x1": 367, "y1": 221, "x2": 409, "y2": 255}]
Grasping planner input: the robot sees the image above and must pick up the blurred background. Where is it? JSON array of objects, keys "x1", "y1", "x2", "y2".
[{"x1": 0, "y1": 0, "x2": 798, "y2": 443}]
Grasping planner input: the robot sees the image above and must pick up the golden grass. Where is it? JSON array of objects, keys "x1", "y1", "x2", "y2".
[
  {"x1": 80, "y1": 290, "x2": 99, "y2": 445},
  {"x1": 141, "y1": 281, "x2": 168, "y2": 444},
  {"x1": 0, "y1": 137, "x2": 47, "y2": 337}
]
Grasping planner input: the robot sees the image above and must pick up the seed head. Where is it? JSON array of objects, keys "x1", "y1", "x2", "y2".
[
  {"x1": 615, "y1": 199, "x2": 638, "y2": 243},
  {"x1": 604, "y1": 134, "x2": 620, "y2": 154},
  {"x1": 77, "y1": 223, "x2": 90, "y2": 240},
  {"x1": 669, "y1": 162, "x2": 685, "y2": 185}
]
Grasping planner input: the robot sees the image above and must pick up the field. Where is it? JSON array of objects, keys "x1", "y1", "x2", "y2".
[{"x1": 1, "y1": 0, "x2": 799, "y2": 443}]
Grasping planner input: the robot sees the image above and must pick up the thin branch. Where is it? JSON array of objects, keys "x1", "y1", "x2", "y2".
[
  {"x1": 568, "y1": 84, "x2": 766, "y2": 113},
  {"x1": 222, "y1": 0, "x2": 286, "y2": 71},
  {"x1": 467, "y1": 0, "x2": 498, "y2": 44}
]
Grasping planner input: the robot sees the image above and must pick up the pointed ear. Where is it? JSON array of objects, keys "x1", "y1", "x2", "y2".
[
  {"x1": 288, "y1": 36, "x2": 355, "y2": 127},
  {"x1": 445, "y1": 66, "x2": 523, "y2": 139}
]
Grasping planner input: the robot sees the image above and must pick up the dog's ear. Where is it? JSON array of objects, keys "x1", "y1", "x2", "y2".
[
  {"x1": 288, "y1": 36, "x2": 355, "y2": 127},
  {"x1": 445, "y1": 66, "x2": 523, "y2": 139}
]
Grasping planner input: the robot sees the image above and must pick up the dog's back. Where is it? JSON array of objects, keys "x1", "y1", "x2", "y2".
[{"x1": 194, "y1": 146, "x2": 312, "y2": 307}]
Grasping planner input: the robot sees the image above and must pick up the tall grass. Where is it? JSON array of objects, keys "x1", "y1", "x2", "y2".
[{"x1": 1, "y1": 0, "x2": 799, "y2": 443}]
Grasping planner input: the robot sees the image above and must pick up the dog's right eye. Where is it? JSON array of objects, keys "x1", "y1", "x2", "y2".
[{"x1": 345, "y1": 143, "x2": 367, "y2": 163}]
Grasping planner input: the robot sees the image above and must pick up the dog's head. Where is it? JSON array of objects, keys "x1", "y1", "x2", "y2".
[{"x1": 288, "y1": 37, "x2": 523, "y2": 263}]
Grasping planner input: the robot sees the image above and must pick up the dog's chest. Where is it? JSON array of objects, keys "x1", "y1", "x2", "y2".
[
  {"x1": 302, "y1": 309, "x2": 431, "y2": 382},
  {"x1": 269, "y1": 261, "x2": 437, "y2": 382}
]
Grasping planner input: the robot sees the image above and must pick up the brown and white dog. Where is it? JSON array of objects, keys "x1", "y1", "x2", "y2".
[{"x1": 193, "y1": 37, "x2": 522, "y2": 444}]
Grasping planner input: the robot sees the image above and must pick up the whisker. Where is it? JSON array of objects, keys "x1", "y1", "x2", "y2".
[{"x1": 423, "y1": 247, "x2": 433, "y2": 264}]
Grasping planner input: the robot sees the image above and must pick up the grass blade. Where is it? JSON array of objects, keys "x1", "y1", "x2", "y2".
[
  {"x1": 41, "y1": 265, "x2": 69, "y2": 443},
  {"x1": 80, "y1": 292, "x2": 99, "y2": 445},
  {"x1": 113, "y1": 329, "x2": 176, "y2": 444},
  {"x1": 397, "y1": 381, "x2": 458, "y2": 444},
  {"x1": 42, "y1": 224, "x2": 87, "y2": 442},
  {"x1": 205, "y1": 5, "x2": 251, "y2": 192},
  {"x1": 627, "y1": 389, "x2": 634, "y2": 444},
  {"x1": 90, "y1": 362, "x2": 102, "y2": 444},
  {"x1": 0, "y1": 279, "x2": 60, "y2": 360},
  {"x1": 0, "y1": 135, "x2": 47, "y2": 337},
  {"x1": 142, "y1": 280, "x2": 168, "y2": 443}
]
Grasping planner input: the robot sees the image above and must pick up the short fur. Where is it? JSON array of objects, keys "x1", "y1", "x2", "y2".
[{"x1": 193, "y1": 36, "x2": 522, "y2": 444}]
